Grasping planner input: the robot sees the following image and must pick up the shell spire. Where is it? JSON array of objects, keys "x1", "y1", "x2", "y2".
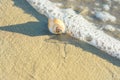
[{"x1": 48, "y1": 18, "x2": 65, "y2": 34}]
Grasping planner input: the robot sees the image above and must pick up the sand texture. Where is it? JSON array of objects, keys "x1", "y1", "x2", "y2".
[{"x1": 0, "y1": 0, "x2": 120, "y2": 80}]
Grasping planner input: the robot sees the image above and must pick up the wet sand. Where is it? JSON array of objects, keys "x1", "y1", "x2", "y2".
[{"x1": 0, "y1": 0, "x2": 120, "y2": 80}]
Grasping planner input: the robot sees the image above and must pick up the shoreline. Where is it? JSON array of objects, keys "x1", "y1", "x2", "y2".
[{"x1": 0, "y1": 0, "x2": 120, "y2": 80}]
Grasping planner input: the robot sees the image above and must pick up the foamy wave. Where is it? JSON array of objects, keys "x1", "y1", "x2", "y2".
[{"x1": 26, "y1": 0, "x2": 120, "y2": 59}]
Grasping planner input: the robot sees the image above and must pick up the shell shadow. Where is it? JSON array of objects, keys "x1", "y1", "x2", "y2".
[
  {"x1": 0, "y1": 0, "x2": 52, "y2": 36},
  {"x1": 0, "y1": 21, "x2": 52, "y2": 36},
  {"x1": 13, "y1": 0, "x2": 45, "y2": 21}
]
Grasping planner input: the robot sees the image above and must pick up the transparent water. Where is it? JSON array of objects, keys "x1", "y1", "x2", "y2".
[{"x1": 50, "y1": 0, "x2": 120, "y2": 40}]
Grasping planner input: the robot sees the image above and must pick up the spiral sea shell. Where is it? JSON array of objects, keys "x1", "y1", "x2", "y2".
[{"x1": 48, "y1": 18, "x2": 65, "y2": 34}]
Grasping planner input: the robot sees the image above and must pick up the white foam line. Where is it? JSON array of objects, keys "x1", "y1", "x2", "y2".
[{"x1": 26, "y1": 0, "x2": 120, "y2": 59}]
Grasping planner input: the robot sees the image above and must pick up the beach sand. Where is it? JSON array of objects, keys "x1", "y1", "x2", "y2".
[{"x1": 0, "y1": 0, "x2": 120, "y2": 80}]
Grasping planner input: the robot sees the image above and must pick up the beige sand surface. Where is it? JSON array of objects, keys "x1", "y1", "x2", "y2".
[{"x1": 0, "y1": 0, "x2": 120, "y2": 80}]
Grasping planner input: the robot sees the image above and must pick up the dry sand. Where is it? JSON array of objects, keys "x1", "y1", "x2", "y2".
[{"x1": 0, "y1": 0, "x2": 120, "y2": 80}]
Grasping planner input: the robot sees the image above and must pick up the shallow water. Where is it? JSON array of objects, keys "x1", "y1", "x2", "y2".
[{"x1": 50, "y1": 0, "x2": 120, "y2": 40}]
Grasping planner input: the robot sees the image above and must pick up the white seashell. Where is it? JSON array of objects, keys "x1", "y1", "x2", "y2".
[{"x1": 48, "y1": 18, "x2": 66, "y2": 34}]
